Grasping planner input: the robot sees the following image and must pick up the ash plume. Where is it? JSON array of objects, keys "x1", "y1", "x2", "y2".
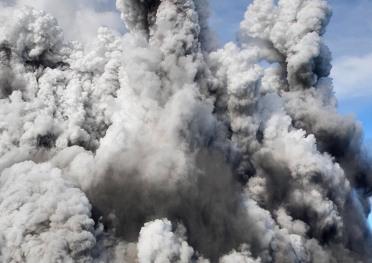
[{"x1": 0, "y1": 0, "x2": 371, "y2": 262}]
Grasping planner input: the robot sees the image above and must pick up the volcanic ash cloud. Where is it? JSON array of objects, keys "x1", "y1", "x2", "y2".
[{"x1": 0, "y1": 0, "x2": 371, "y2": 262}]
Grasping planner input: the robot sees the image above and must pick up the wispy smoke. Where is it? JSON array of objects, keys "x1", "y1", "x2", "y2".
[{"x1": 0, "y1": 0, "x2": 371, "y2": 262}]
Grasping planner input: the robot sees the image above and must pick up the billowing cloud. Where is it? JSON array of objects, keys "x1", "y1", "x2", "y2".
[
  {"x1": 0, "y1": 0, "x2": 124, "y2": 46},
  {"x1": 0, "y1": 0, "x2": 371, "y2": 262}
]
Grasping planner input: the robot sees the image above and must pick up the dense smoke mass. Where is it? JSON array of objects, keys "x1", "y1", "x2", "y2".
[{"x1": 0, "y1": 0, "x2": 371, "y2": 262}]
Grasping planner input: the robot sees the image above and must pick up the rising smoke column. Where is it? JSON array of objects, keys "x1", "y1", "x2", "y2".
[{"x1": 0, "y1": 0, "x2": 371, "y2": 262}]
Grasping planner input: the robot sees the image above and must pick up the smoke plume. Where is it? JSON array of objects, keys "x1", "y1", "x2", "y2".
[{"x1": 0, "y1": 0, "x2": 371, "y2": 262}]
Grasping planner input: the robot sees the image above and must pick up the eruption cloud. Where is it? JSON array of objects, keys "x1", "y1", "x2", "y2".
[{"x1": 0, "y1": 0, "x2": 371, "y2": 262}]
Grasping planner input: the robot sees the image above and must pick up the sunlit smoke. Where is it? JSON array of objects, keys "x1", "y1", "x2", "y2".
[{"x1": 0, "y1": 0, "x2": 371, "y2": 262}]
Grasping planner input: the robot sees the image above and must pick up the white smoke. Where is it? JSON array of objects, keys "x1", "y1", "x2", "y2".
[
  {"x1": 0, "y1": 161, "x2": 95, "y2": 262},
  {"x1": 0, "y1": 0, "x2": 371, "y2": 262},
  {"x1": 0, "y1": 0, "x2": 123, "y2": 47}
]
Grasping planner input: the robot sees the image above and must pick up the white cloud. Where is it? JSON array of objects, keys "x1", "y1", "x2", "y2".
[{"x1": 331, "y1": 53, "x2": 372, "y2": 99}]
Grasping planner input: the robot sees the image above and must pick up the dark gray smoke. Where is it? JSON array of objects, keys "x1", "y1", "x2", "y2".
[{"x1": 0, "y1": 0, "x2": 371, "y2": 262}]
